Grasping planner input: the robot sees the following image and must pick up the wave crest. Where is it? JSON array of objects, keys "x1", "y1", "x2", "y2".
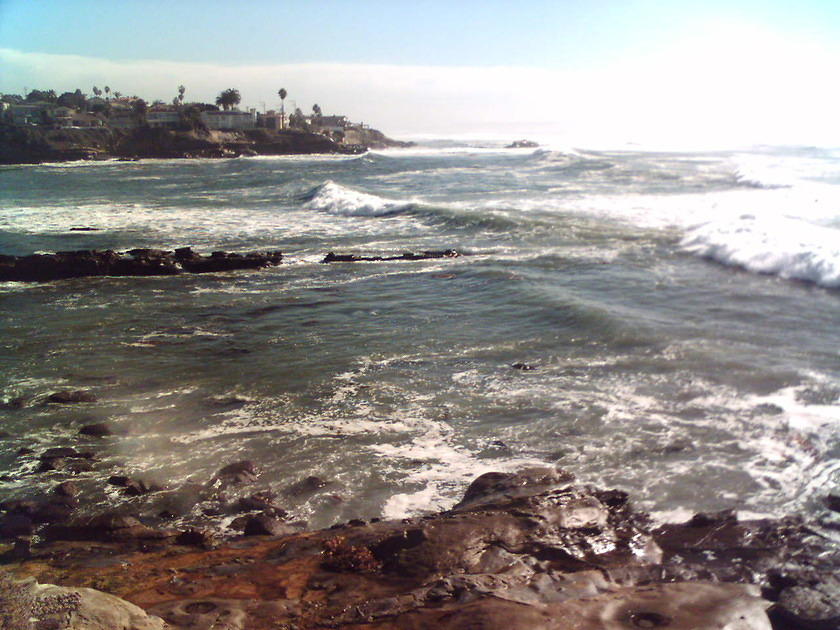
[
  {"x1": 302, "y1": 180, "x2": 415, "y2": 217},
  {"x1": 681, "y1": 216, "x2": 840, "y2": 288}
]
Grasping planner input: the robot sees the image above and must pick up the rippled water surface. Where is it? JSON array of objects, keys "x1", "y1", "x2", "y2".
[{"x1": 1, "y1": 144, "x2": 839, "y2": 530}]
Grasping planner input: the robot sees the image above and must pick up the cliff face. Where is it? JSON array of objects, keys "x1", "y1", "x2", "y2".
[
  {"x1": 0, "y1": 125, "x2": 119, "y2": 163},
  {"x1": 342, "y1": 126, "x2": 413, "y2": 149},
  {"x1": 0, "y1": 125, "x2": 395, "y2": 164}
]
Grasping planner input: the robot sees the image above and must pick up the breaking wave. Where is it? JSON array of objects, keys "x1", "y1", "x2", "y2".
[
  {"x1": 681, "y1": 215, "x2": 840, "y2": 288},
  {"x1": 302, "y1": 180, "x2": 416, "y2": 217}
]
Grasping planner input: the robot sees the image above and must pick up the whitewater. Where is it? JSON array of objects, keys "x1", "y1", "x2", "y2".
[{"x1": 0, "y1": 142, "x2": 838, "y2": 533}]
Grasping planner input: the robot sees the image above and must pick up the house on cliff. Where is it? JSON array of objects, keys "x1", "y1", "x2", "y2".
[
  {"x1": 5, "y1": 103, "x2": 53, "y2": 126},
  {"x1": 67, "y1": 112, "x2": 105, "y2": 128},
  {"x1": 146, "y1": 106, "x2": 180, "y2": 129},
  {"x1": 200, "y1": 109, "x2": 256, "y2": 130},
  {"x1": 258, "y1": 110, "x2": 286, "y2": 130},
  {"x1": 312, "y1": 115, "x2": 348, "y2": 135}
]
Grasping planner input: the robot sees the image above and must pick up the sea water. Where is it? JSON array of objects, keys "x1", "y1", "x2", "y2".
[{"x1": 0, "y1": 143, "x2": 838, "y2": 530}]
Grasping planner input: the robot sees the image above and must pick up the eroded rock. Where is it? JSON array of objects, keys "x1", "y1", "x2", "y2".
[
  {"x1": 47, "y1": 390, "x2": 97, "y2": 404},
  {"x1": 322, "y1": 249, "x2": 460, "y2": 263},
  {"x1": 0, "y1": 248, "x2": 283, "y2": 282}
]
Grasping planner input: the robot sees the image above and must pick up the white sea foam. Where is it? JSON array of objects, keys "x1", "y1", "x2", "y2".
[
  {"x1": 303, "y1": 180, "x2": 415, "y2": 216},
  {"x1": 681, "y1": 215, "x2": 840, "y2": 287}
]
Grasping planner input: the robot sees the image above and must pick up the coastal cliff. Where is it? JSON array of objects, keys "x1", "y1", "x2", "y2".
[{"x1": 0, "y1": 124, "x2": 409, "y2": 164}]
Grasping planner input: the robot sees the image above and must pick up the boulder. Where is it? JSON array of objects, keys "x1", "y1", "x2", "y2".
[
  {"x1": 41, "y1": 447, "x2": 91, "y2": 460},
  {"x1": 1, "y1": 395, "x2": 29, "y2": 409},
  {"x1": 34, "y1": 582, "x2": 167, "y2": 630},
  {"x1": 78, "y1": 422, "x2": 114, "y2": 438},
  {"x1": 511, "y1": 362, "x2": 537, "y2": 371},
  {"x1": 452, "y1": 467, "x2": 575, "y2": 511},
  {"x1": 242, "y1": 514, "x2": 295, "y2": 537},
  {"x1": 233, "y1": 491, "x2": 286, "y2": 515},
  {"x1": 54, "y1": 481, "x2": 80, "y2": 497},
  {"x1": 285, "y1": 475, "x2": 329, "y2": 497},
  {"x1": 175, "y1": 528, "x2": 217, "y2": 549},
  {"x1": 214, "y1": 460, "x2": 259, "y2": 486},
  {"x1": 47, "y1": 390, "x2": 97, "y2": 404},
  {"x1": 108, "y1": 475, "x2": 165, "y2": 496}
]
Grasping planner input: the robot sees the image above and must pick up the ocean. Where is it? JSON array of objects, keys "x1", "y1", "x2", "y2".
[{"x1": 1, "y1": 142, "x2": 839, "y2": 532}]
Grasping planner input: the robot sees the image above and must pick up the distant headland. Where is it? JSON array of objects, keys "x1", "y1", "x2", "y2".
[{"x1": 0, "y1": 86, "x2": 412, "y2": 164}]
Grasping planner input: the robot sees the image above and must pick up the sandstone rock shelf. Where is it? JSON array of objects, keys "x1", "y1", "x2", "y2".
[{"x1": 1, "y1": 468, "x2": 837, "y2": 630}]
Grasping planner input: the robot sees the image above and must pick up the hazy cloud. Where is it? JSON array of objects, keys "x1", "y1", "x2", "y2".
[{"x1": 3, "y1": 28, "x2": 839, "y2": 148}]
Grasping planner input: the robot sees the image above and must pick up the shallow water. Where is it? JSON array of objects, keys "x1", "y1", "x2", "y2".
[{"x1": 1, "y1": 143, "x2": 839, "y2": 530}]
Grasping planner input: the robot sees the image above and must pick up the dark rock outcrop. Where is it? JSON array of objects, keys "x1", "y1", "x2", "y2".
[
  {"x1": 212, "y1": 460, "x2": 260, "y2": 488},
  {"x1": 41, "y1": 512, "x2": 177, "y2": 544},
  {"x1": 285, "y1": 475, "x2": 330, "y2": 498},
  {"x1": 242, "y1": 514, "x2": 295, "y2": 537},
  {"x1": 108, "y1": 475, "x2": 165, "y2": 496},
  {"x1": 0, "y1": 124, "x2": 117, "y2": 164},
  {"x1": 47, "y1": 390, "x2": 97, "y2": 404},
  {"x1": 78, "y1": 422, "x2": 114, "y2": 438},
  {"x1": 507, "y1": 139, "x2": 539, "y2": 148},
  {"x1": 4, "y1": 467, "x2": 837, "y2": 630},
  {"x1": 322, "y1": 249, "x2": 460, "y2": 263},
  {"x1": 0, "y1": 248, "x2": 283, "y2": 282}
]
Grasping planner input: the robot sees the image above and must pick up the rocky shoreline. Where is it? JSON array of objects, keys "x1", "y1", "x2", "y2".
[
  {"x1": 1, "y1": 459, "x2": 838, "y2": 629},
  {"x1": 0, "y1": 248, "x2": 466, "y2": 282},
  {"x1": 0, "y1": 125, "x2": 412, "y2": 165}
]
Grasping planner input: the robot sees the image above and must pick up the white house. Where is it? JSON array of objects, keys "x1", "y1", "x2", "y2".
[
  {"x1": 146, "y1": 109, "x2": 180, "y2": 129},
  {"x1": 313, "y1": 115, "x2": 348, "y2": 135},
  {"x1": 108, "y1": 111, "x2": 138, "y2": 129},
  {"x1": 200, "y1": 109, "x2": 256, "y2": 130},
  {"x1": 258, "y1": 110, "x2": 285, "y2": 130},
  {"x1": 7, "y1": 103, "x2": 51, "y2": 125}
]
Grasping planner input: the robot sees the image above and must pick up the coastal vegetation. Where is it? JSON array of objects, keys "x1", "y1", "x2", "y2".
[{"x1": 214, "y1": 88, "x2": 240, "y2": 111}]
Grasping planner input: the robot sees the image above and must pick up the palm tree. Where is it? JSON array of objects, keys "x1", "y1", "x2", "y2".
[
  {"x1": 104, "y1": 86, "x2": 110, "y2": 101},
  {"x1": 178, "y1": 85, "x2": 186, "y2": 104},
  {"x1": 215, "y1": 88, "x2": 241, "y2": 111},
  {"x1": 278, "y1": 88, "x2": 287, "y2": 129},
  {"x1": 92, "y1": 86, "x2": 102, "y2": 98},
  {"x1": 114, "y1": 91, "x2": 122, "y2": 99}
]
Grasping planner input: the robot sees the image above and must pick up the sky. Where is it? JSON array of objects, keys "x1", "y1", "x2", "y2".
[{"x1": 1, "y1": 0, "x2": 839, "y2": 147}]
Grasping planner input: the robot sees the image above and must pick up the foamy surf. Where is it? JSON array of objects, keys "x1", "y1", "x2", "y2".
[
  {"x1": 2, "y1": 142, "x2": 839, "y2": 534},
  {"x1": 681, "y1": 215, "x2": 840, "y2": 287}
]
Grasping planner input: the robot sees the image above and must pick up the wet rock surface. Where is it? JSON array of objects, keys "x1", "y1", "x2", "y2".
[
  {"x1": 0, "y1": 574, "x2": 167, "y2": 630},
  {"x1": 322, "y1": 249, "x2": 461, "y2": 263},
  {"x1": 47, "y1": 390, "x2": 98, "y2": 404},
  {"x1": 0, "y1": 467, "x2": 836, "y2": 630},
  {"x1": 0, "y1": 248, "x2": 283, "y2": 282}
]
